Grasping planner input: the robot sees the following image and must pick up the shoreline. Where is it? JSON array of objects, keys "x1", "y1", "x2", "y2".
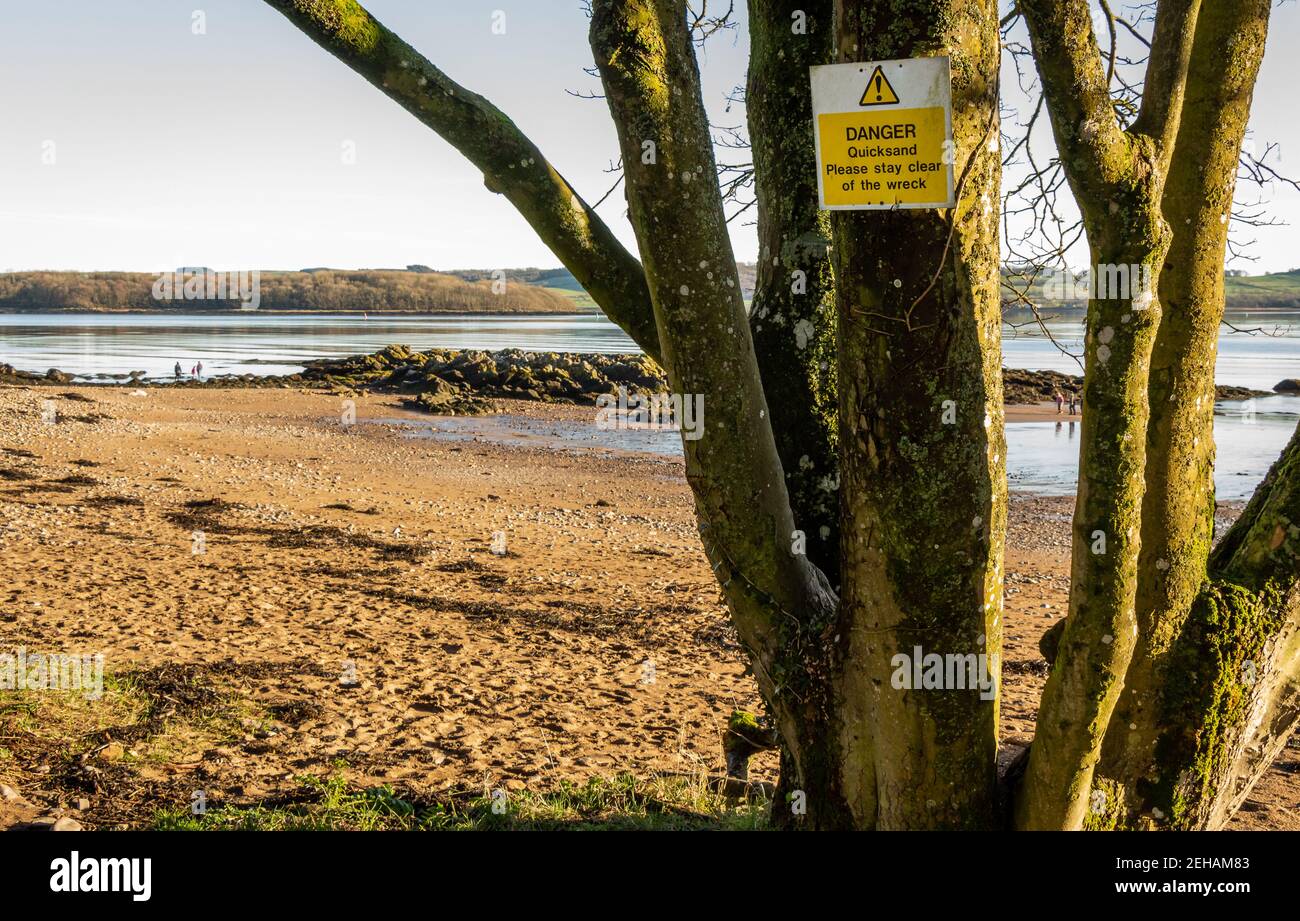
[{"x1": 1, "y1": 343, "x2": 1277, "y2": 403}]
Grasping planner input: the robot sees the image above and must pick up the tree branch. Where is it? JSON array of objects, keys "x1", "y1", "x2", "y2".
[
  {"x1": 260, "y1": 0, "x2": 662, "y2": 363},
  {"x1": 1129, "y1": 0, "x2": 1200, "y2": 166}
]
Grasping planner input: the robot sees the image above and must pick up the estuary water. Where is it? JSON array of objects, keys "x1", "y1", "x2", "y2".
[
  {"x1": 0, "y1": 312, "x2": 636, "y2": 380},
  {"x1": 2, "y1": 309, "x2": 1297, "y2": 497}
]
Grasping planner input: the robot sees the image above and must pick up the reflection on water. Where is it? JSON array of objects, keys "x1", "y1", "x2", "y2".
[
  {"x1": 3, "y1": 309, "x2": 1298, "y2": 390},
  {"x1": 1007, "y1": 404, "x2": 1296, "y2": 500},
  {"x1": 377, "y1": 400, "x2": 1297, "y2": 501}
]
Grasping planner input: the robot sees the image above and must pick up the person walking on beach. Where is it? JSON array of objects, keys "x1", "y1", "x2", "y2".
[
  {"x1": 174, "y1": 361, "x2": 183, "y2": 379},
  {"x1": 1068, "y1": 391, "x2": 1078, "y2": 414},
  {"x1": 1052, "y1": 389, "x2": 1064, "y2": 414}
]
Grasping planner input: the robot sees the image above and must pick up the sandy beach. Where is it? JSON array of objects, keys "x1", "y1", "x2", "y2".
[{"x1": 1, "y1": 384, "x2": 1295, "y2": 829}]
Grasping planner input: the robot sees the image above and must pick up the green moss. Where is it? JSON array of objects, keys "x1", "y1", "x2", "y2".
[
  {"x1": 1081, "y1": 777, "x2": 1129, "y2": 830},
  {"x1": 290, "y1": 0, "x2": 381, "y2": 53},
  {"x1": 1144, "y1": 580, "x2": 1284, "y2": 828}
]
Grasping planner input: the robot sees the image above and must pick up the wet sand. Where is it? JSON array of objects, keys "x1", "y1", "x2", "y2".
[{"x1": 0, "y1": 385, "x2": 1293, "y2": 829}]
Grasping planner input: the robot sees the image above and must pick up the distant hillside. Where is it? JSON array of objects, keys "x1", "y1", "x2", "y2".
[
  {"x1": 1224, "y1": 270, "x2": 1300, "y2": 309},
  {"x1": 0, "y1": 270, "x2": 577, "y2": 314},
  {"x1": 7, "y1": 265, "x2": 1294, "y2": 315},
  {"x1": 1003, "y1": 266, "x2": 1300, "y2": 310},
  {"x1": 498, "y1": 263, "x2": 1298, "y2": 311},
  {"x1": 447, "y1": 263, "x2": 761, "y2": 305}
]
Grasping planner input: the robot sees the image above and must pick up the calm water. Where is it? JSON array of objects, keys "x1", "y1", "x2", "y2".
[
  {"x1": 0, "y1": 313, "x2": 637, "y2": 380},
  {"x1": 1007, "y1": 406, "x2": 1294, "y2": 500},
  {"x1": 2, "y1": 310, "x2": 1297, "y2": 496},
  {"x1": 1002, "y1": 310, "x2": 1300, "y2": 393},
  {"x1": 378, "y1": 402, "x2": 1292, "y2": 501}
]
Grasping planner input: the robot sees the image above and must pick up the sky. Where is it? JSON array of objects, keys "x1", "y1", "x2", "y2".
[{"x1": 0, "y1": 1, "x2": 1297, "y2": 274}]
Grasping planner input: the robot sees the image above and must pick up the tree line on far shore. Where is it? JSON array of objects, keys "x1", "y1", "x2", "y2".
[{"x1": 0, "y1": 269, "x2": 580, "y2": 313}]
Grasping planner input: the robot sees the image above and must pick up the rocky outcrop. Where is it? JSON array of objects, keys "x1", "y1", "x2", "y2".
[
  {"x1": 0, "y1": 363, "x2": 50, "y2": 384},
  {"x1": 301, "y1": 345, "x2": 668, "y2": 415},
  {"x1": 1004, "y1": 367, "x2": 1267, "y2": 404}
]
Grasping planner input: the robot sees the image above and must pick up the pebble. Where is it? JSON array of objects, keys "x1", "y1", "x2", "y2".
[
  {"x1": 20, "y1": 815, "x2": 83, "y2": 831},
  {"x1": 0, "y1": 784, "x2": 29, "y2": 805},
  {"x1": 98, "y1": 742, "x2": 125, "y2": 761}
]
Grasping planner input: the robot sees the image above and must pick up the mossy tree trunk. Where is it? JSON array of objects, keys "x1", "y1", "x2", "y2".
[
  {"x1": 1196, "y1": 430, "x2": 1300, "y2": 828},
  {"x1": 831, "y1": 0, "x2": 1005, "y2": 829},
  {"x1": 593, "y1": 0, "x2": 1004, "y2": 829},
  {"x1": 1015, "y1": 0, "x2": 1296, "y2": 830},
  {"x1": 1013, "y1": 0, "x2": 1198, "y2": 830},
  {"x1": 589, "y1": 0, "x2": 854, "y2": 829},
  {"x1": 746, "y1": 0, "x2": 840, "y2": 582},
  {"x1": 1093, "y1": 0, "x2": 1278, "y2": 829},
  {"x1": 744, "y1": 1, "x2": 858, "y2": 825}
]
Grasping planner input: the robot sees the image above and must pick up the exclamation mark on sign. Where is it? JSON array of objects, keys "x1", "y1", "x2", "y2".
[{"x1": 858, "y1": 66, "x2": 900, "y2": 106}]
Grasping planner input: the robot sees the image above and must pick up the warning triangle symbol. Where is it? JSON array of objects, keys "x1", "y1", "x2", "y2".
[{"x1": 859, "y1": 65, "x2": 900, "y2": 106}]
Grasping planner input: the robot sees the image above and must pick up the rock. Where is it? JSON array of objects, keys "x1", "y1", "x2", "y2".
[
  {"x1": 403, "y1": 384, "x2": 497, "y2": 417},
  {"x1": 300, "y1": 345, "x2": 670, "y2": 412},
  {"x1": 1039, "y1": 618, "x2": 1067, "y2": 665},
  {"x1": 15, "y1": 815, "x2": 81, "y2": 831},
  {"x1": 45, "y1": 368, "x2": 73, "y2": 384},
  {"x1": 0, "y1": 784, "x2": 28, "y2": 804},
  {"x1": 1217, "y1": 384, "x2": 1266, "y2": 401},
  {"x1": 1274, "y1": 379, "x2": 1300, "y2": 394},
  {"x1": 1003, "y1": 367, "x2": 1265, "y2": 403}
]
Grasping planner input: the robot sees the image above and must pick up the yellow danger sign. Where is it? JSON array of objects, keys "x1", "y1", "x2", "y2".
[
  {"x1": 810, "y1": 56, "x2": 954, "y2": 210},
  {"x1": 859, "y1": 66, "x2": 899, "y2": 106}
]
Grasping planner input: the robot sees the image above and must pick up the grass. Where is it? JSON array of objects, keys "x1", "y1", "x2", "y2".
[
  {"x1": 0, "y1": 660, "x2": 318, "y2": 828},
  {"x1": 0, "y1": 672, "x2": 146, "y2": 755},
  {"x1": 4, "y1": 658, "x2": 769, "y2": 831},
  {"x1": 1003, "y1": 267, "x2": 1300, "y2": 310},
  {"x1": 539, "y1": 286, "x2": 599, "y2": 312},
  {"x1": 153, "y1": 769, "x2": 771, "y2": 831},
  {"x1": 1223, "y1": 271, "x2": 1300, "y2": 311}
]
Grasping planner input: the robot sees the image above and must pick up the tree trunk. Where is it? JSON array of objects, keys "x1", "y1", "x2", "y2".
[
  {"x1": 831, "y1": 0, "x2": 1005, "y2": 829},
  {"x1": 1093, "y1": 0, "x2": 1275, "y2": 828},
  {"x1": 589, "y1": 0, "x2": 852, "y2": 828},
  {"x1": 746, "y1": 0, "x2": 840, "y2": 582},
  {"x1": 1013, "y1": 0, "x2": 1196, "y2": 829}
]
